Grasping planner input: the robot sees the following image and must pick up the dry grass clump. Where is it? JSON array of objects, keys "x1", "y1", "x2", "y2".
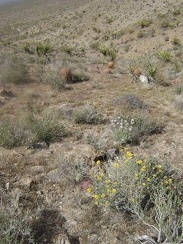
[
  {"x1": 57, "y1": 153, "x2": 90, "y2": 183},
  {"x1": 0, "y1": 117, "x2": 32, "y2": 148},
  {"x1": 88, "y1": 149, "x2": 183, "y2": 243},
  {"x1": 138, "y1": 19, "x2": 152, "y2": 28},
  {"x1": 0, "y1": 204, "x2": 33, "y2": 243},
  {"x1": 74, "y1": 105, "x2": 105, "y2": 125},
  {"x1": 42, "y1": 69, "x2": 67, "y2": 91},
  {"x1": 27, "y1": 111, "x2": 68, "y2": 145},
  {"x1": 1, "y1": 56, "x2": 31, "y2": 84},
  {"x1": 72, "y1": 70, "x2": 90, "y2": 83},
  {"x1": 0, "y1": 111, "x2": 68, "y2": 148}
]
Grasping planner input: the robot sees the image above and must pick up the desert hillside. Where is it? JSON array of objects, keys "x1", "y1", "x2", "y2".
[{"x1": 0, "y1": 0, "x2": 183, "y2": 243}]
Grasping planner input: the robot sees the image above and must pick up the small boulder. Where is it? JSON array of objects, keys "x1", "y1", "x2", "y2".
[
  {"x1": 59, "y1": 68, "x2": 73, "y2": 83},
  {"x1": 0, "y1": 88, "x2": 14, "y2": 97},
  {"x1": 107, "y1": 61, "x2": 115, "y2": 69},
  {"x1": 134, "y1": 68, "x2": 142, "y2": 77}
]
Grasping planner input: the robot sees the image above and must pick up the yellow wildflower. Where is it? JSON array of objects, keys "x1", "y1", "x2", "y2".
[
  {"x1": 113, "y1": 181, "x2": 118, "y2": 185},
  {"x1": 113, "y1": 162, "x2": 119, "y2": 168},
  {"x1": 105, "y1": 180, "x2": 111, "y2": 184},
  {"x1": 100, "y1": 173, "x2": 104, "y2": 177},
  {"x1": 135, "y1": 173, "x2": 139, "y2": 179},
  {"x1": 168, "y1": 178, "x2": 172, "y2": 184},
  {"x1": 94, "y1": 202, "x2": 99, "y2": 205},
  {"x1": 107, "y1": 189, "x2": 111, "y2": 193},
  {"x1": 153, "y1": 174, "x2": 157, "y2": 177},
  {"x1": 112, "y1": 189, "x2": 117, "y2": 193},
  {"x1": 96, "y1": 160, "x2": 100, "y2": 165},
  {"x1": 140, "y1": 166, "x2": 146, "y2": 172},
  {"x1": 136, "y1": 160, "x2": 143, "y2": 165},
  {"x1": 158, "y1": 169, "x2": 163, "y2": 173},
  {"x1": 97, "y1": 176, "x2": 102, "y2": 181},
  {"x1": 125, "y1": 151, "x2": 134, "y2": 159},
  {"x1": 147, "y1": 178, "x2": 151, "y2": 182},
  {"x1": 105, "y1": 201, "x2": 110, "y2": 206},
  {"x1": 93, "y1": 194, "x2": 99, "y2": 200},
  {"x1": 164, "y1": 180, "x2": 169, "y2": 185},
  {"x1": 157, "y1": 165, "x2": 162, "y2": 169},
  {"x1": 142, "y1": 183, "x2": 146, "y2": 187},
  {"x1": 87, "y1": 187, "x2": 93, "y2": 193},
  {"x1": 101, "y1": 194, "x2": 105, "y2": 198}
]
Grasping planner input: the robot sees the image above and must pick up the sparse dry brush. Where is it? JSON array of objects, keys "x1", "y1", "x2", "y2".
[{"x1": 2, "y1": 56, "x2": 31, "y2": 84}]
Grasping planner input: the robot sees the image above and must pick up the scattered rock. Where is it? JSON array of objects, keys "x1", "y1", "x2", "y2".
[
  {"x1": 28, "y1": 142, "x2": 49, "y2": 149},
  {"x1": 59, "y1": 68, "x2": 73, "y2": 83},
  {"x1": 81, "y1": 178, "x2": 93, "y2": 192},
  {"x1": 0, "y1": 88, "x2": 14, "y2": 97},
  {"x1": 133, "y1": 68, "x2": 142, "y2": 77},
  {"x1": 106, "y1": 148, "x2": 119, "y2": 160},
  {"x1": 107, "y1": 61, "x2": 115, "y2": 69},
  {"x1": 139, "y1": 74, "x2": 149, "y2": 85}
]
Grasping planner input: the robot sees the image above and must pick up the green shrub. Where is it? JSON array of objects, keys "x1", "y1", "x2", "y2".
[
  {"x1": 62, "y1": 45, "x2": 74, "y2": 55},
  {"x1": 89, "y1": 150, "x2": 183, "y2": 243},
  {"x1": 157, "y1": 50, "x2": 172, "y2": 62},
  {"x1": 172, "y1": 37, "x2": 181, "y2": 46},
  {"x1": 138, "y1": 19, "x2": 152, "y2": 28},
  {"x1": 0, "y1": 118, "x2": 31, "y2": 148},
  {"x1": 111, "y1": 115, "x2": 162, "y2": 145},
  {"x1": 144, "y1": 61, "x2": 158, "y2": 78},
  {"x1": 36, "y1": 42, "x2": 53, "y2": 61},
  {"x1": 98, "y1": 45, "x2": 117, "y2": 61},
  {"x1": 74, "y1": 105, "x2": 104, "y2": 124},
  {"x1": 43, "y1": 70, "x2": 66, "y2": 91},
  {"x1": 27, "y1": 112, "x2": 67, "y2": 144},
  {"x1": 0, "y1": 206, "x2": 33, "y2": 243},
  {"x1": 2, "y1": 57, "x2": 31, "y2": 84},
  {"x1": 72, "y1": 70, "x2": 90, "y2": 83},
  {"x1": 173, "y1": 9, "x2": 181, "y2": 16}
]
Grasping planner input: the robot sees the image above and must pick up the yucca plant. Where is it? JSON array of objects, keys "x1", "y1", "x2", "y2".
[
  {"x1": 36, "y1": 42, "x2": 53, "y2": 61},
  {"x1": 157, "y1": 50, "x2": 172, "y2": 62}
]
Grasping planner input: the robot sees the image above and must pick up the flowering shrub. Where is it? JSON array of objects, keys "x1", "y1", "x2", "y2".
[
  {"x1": 111, "y1": 115, "x2": 161, "y2": 144},
  {"x1": 88, "y1": 148, "x2": 183, "y2": 242}
]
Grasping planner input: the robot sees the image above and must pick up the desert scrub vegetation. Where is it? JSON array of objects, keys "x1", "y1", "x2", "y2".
[
  {"x1": 62, "y1": 45, "x2": 75, "y2": 55},
  {"x1": 2, "y1": 56, "x2": 31, "y2": 84},
  {"x1": 42, "y1": 69, "x2": 67, "y2": 91},
  {"x1": 72, "y1": 70, "x2": 90, "y2": 83},
  {"x1": 111, "y1": 114, "x2": 162, "y2": 145},
  {"x1": 113, "y1": 94, "x2": 148, "y2": 110},
  {"x1": 27, "y1": 111, "x2": 68, "y2": 145},
  {"x1": 157, "y1": 50, "x2": 172, "y2": 62},
  {"x1": 74, "y1": 105, "x2": 105, "y2": 124},
  {"x1": 0, "y1": 111, "x2": 68, "y2": 148},
  {"x1": 0, "y1": 204, "x2": 33, "y2": 243},
  {"x1": 36, "y1": 42, "x2": 53, "y2": 61},
  {"x1": 138, "y1": 19, "x2": 152, "y2": 28},
  {"x1": 0, "y1": 117, "x2": 32, "y2": 148},
  {"x1": 98, "y1": 45, "x2": 117, "y2": 61},
  {"x1": 88, "y1": 149, "x2": 183, "y2": 243},
  {"x1": 57, "y1": 153, "x2": 90, "y2": 183}
]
